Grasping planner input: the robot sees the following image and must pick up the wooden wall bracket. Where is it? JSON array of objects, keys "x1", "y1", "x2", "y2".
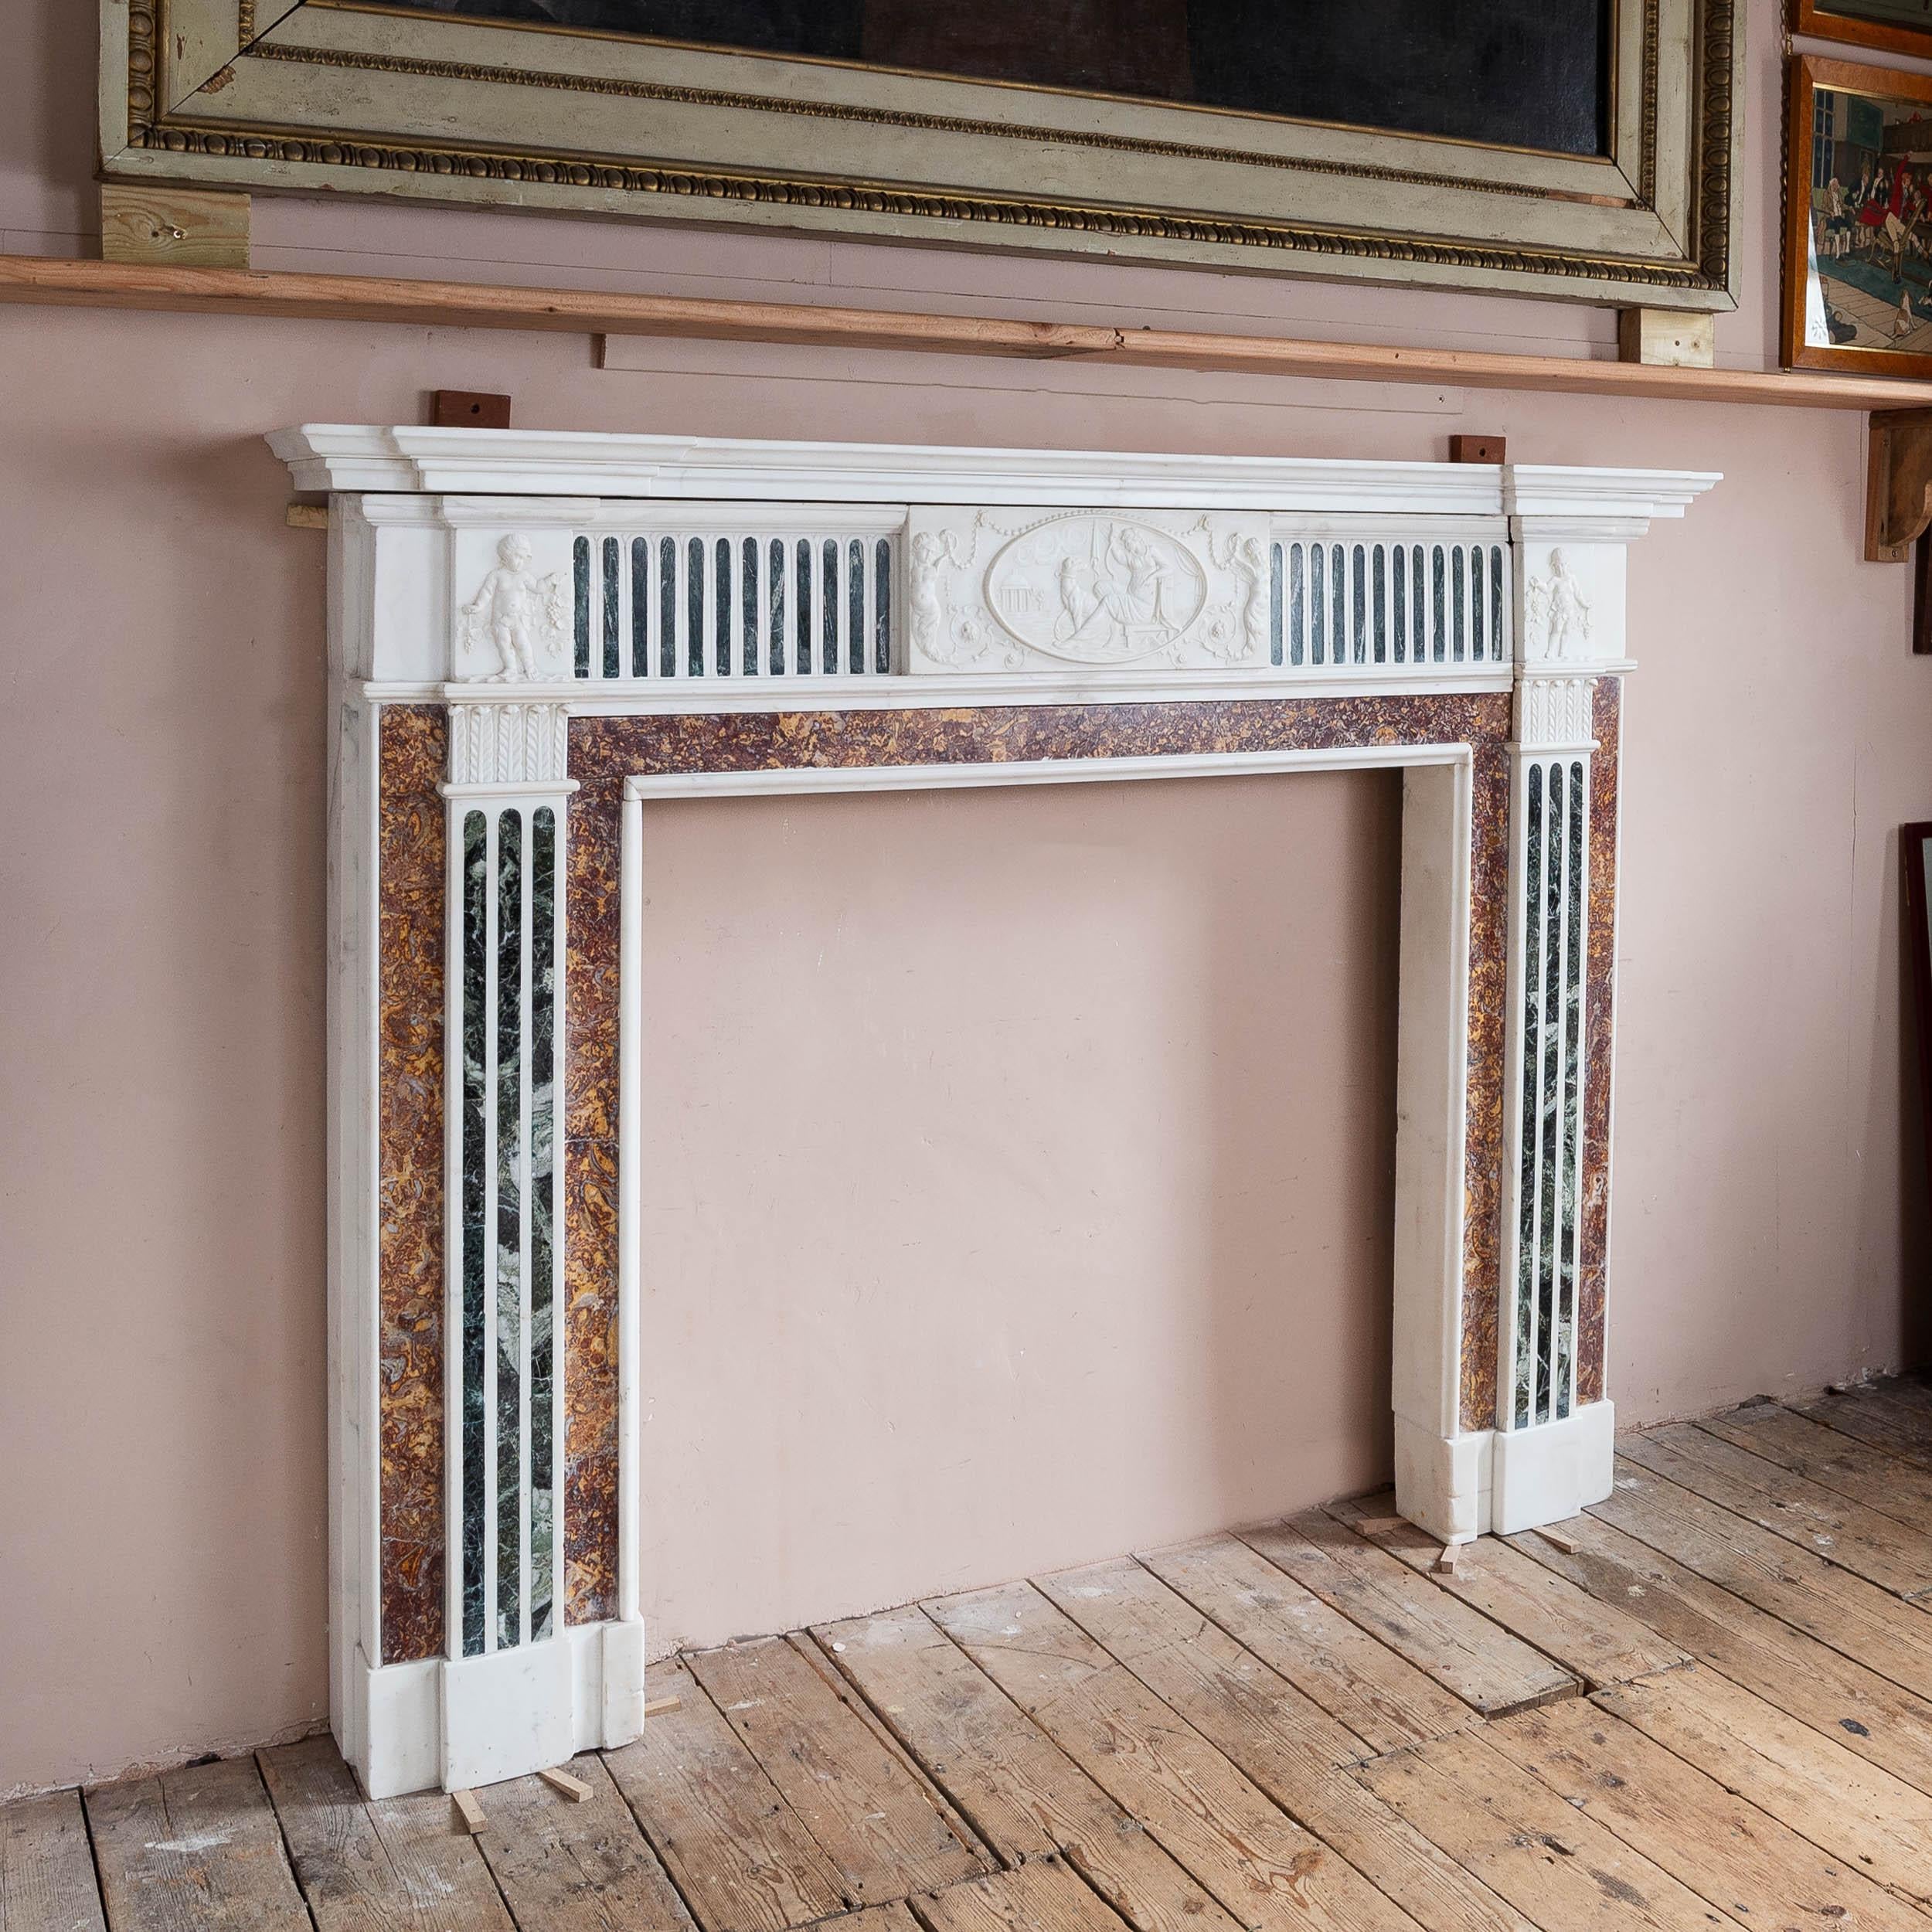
[
  {"x1": 1867, "y1": 410, "x2": 1932, "y2": 653},
  {"x1": 1867, "y1": 410, "x2": 1932, "y2": 562},
  {"x1": 99, "y1": 185, "x2": 250, "y2": 269}
]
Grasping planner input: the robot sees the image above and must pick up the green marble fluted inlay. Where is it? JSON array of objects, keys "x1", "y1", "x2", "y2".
[
  {"x1": 1514, "y1": 757, "x2": 1587, "y2": 1430},
  {"x1": 1270, "y1": 541, "x2": 1285, "y2": 667},
  {"x1": 742, "y1": 539, "x2": 760, "y2": 676},
  {"x1": 601, "y1": 538, "x2": 621, "y2": 680},
  {"x1": 795, "y1": 539, "x2": 811, "y2": 672},
  {"x1": 460, "y1": 810, "x2": 488, "y2": 1659},
  {"x1": 1534, "y1": 761, "x2": 1563, "y2": 1424},
  {"x1": 1515, "y1": 765, "x2": 1543, "y2": 1431},
  {"x1": 1556, "y1": 759, "x2": 1586, "y2": 1417},
  {"x1": 767, "y1": 537, "x2": 787, "y2": 674},
  {"x1": 846, "y1": 539, "x2": 864, "y2": 675},
  {"x1": 529, "y1": 807, "x2": 556, "y2": 1644},
  {"x1": 572, "y1": 536, "x2": 590, "y2": 680},
  {"x1": 495, "y1": 809, "x2": 523, "y2": 1650},
  {"x1": 453, "y1": 795, "x2": 565, "y2": 1657}
]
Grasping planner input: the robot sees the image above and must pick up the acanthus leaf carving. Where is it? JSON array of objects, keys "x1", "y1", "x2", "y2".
[
  {"x1": 1515, "y1": 672, "x2": 1597, "y2": 749},
  {"x1": 447, "y1": 701, "x2": 572, "y2": 788}
]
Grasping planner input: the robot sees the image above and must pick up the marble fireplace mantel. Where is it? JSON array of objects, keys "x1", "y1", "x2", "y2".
[{"x1": 270, "y1": 423, "x2": 1717, "y2": 1799}]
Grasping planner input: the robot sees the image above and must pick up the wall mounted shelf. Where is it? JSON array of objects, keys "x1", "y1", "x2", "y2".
[
  {"x1": 12, "y1": 250, "x2": 1932, "y2": 642},
  {"x1": 6, "y1": 253, "x2": 1932, "y2": 413}
]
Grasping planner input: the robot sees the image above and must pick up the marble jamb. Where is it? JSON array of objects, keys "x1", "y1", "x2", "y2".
[
  {"x1": 530, "y1": 807, "x2": 559, "y2": 1642},
  {"x1": 459, "y1": 808, "x2": 489, "y2": 1658},
  {"x1": 1576, "y1": 679, "x2": 1621, "y2": 1410},
  {"x1": 376, "y1": 705, "x2": 448, "y2": 1667},
  {"x1": 373, "y1": 693, "x2": 1539, "y2": 1639},
  {"x1": 559, "y1": 694, "x2": 1518, "y2": 1618}
]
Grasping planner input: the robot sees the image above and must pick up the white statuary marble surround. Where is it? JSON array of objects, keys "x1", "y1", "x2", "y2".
[{"x1": 272, "y1": 423, "x2": 1717, "y2": 1799}]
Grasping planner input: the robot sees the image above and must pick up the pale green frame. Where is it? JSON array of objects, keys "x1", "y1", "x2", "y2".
[{"x1": 100, "y1": 0, "x2": 1744, "y2": 308}]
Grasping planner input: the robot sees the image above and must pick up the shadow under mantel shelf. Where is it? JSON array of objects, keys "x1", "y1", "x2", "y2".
[{"x1": 14, "y1": 250, "x2": 1932, "y2": 621}]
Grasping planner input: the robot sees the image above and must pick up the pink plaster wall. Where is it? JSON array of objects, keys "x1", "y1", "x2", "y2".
[
  {"x1": 633, "y1": 777, "x2": 1401, "y2": 1651},
  {"x1": 3, "y1": 0, "x2": 1931, "y2": 1798}
]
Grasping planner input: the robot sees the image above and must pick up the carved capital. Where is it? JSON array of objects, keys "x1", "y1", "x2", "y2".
[
  {"x1": 1514, "y1": 672, "x2": 1599, "y2": 751},
  {"x1": 445, "y1": 701, "x2": 573, "y2": 791}
]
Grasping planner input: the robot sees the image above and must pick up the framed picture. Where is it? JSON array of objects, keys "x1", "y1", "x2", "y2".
[
  {"x1": 101, "y1": 1, "x2": 1743, "y2": 310},
  {"x1": 1903, "y1": 822, "x2": 1932, "y2": 1219},
  {"x1": 1794, "y1": 0, "x2": 1932, "y2": 60},
  {"x1": 1784, "y1": 54, "x2": 1932, "y2": 378}
]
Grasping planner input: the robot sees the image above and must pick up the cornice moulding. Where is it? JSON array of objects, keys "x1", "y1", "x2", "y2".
[{"x1": 270, "y1": 427, "x2": 1720, "y2": 530}]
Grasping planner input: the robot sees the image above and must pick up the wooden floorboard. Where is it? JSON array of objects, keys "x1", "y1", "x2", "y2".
[
  {"x1": 907, "y1": 1857, "x2": 1131, "y2": 1932},
  {"x1": 1036, "y1": 1556, "x2": 1536, "y2": 1932},
  {"x1": 927, "y1": 1578, "x2": 1423, "y2": 1932},
  {"x1": 1, "y1": 1790, "x2": 107, "y2": 1932},
  {"x1": 1240, "y1": 1514, "x2": 1579, "y2": 1717},
  {"x1": 1853, "y1": 1377, "x2": 1932, "y2": 1422},
  {"x1": 1138, "y1": 1536, "x2": 1477, "y2": 1754},
  {"x1": 1592, "y1": 1665, "x2": 1932, "y2": 1908},
  {"x1": 468, "y1": 1752, "x2": 699, "y2": 1932},
  {"x1": 1483, "y1": 1692, "x2": 1929, "y2": 1932},
  {"x1": 1325, "y1": 1495, "x2": 1687, "y2": 1692},
  {"x1": 1505, "y1": 1506, "x2": 1932, "y2": 1795},
  {"x1": 1353, "y1": 1729, "x2": 1745, "y2": 1932},
  {"x1": 1590, "y1": 1454, "x2": 1932, "y2": 1698},
  {"x1": 25, "y1": 1381, "x2": 1932, "y2": 1932},
  {"x1": 815, "y1": 1604, "x2": 1243, "y2": 1932},
  {"x1": 1698, "y1": 1399, "x2": 1932, "y2": 1541},
  {"x1": 1618, "y1": 1422, "x2": 1932, "y2": 1598},
  {"x1": 602, "y1": 1660, "x2": 850, "y2": 1932},
  {"x1": 1791, "y1": 1384, "x2": 1932, "y2": 1461},
  {"x1": 86, "y1": 1756, "x2": 312, "y2": 1932},
  {"x1": 784, "y1": 1635, "x2": 995, "y2": 1872},
  {"x1": 685, "y1": 1637, "x2": 988, "y2": 1906},
  {"x1": 820, "y1": 1909, "x2": 925, "y2": 1932},
  {"x1": 260, "y1": 1733, "x2": 513, "y2": 1931}
]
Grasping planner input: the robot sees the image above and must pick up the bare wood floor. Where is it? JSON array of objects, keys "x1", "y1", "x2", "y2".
[{"x1": 16, "y1": 1382, "x2": 1932, "y2": 1932}]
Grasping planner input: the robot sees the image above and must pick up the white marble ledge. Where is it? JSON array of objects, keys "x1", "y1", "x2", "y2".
[{"x1": 269, "y1": 424, "x2": 1719, "y2": 529}]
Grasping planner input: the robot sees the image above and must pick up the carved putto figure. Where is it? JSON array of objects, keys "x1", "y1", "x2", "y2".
[
  {"x1": 909, "y1": 528, "x2": 962, "y2": 658},
  {"x1": 461, "y1": 534, "x2": 568, "y2": 681},
  {"x1": 1209, "y1": 528, "x2": 1270, "y2": 658},
  {"x1": 1526, "y1": 549, "x2": 1594, "y2": 660}
]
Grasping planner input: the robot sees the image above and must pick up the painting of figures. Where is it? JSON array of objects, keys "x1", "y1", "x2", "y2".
[{"x1": 1786, "y1": 56, "x2": 1932, "y2": 377}]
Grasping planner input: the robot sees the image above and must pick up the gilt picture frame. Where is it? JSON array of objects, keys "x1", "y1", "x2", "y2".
[
  {"x1": 1792, "y1": 0, "x2": 1932, "y2": 61},
  {"x1": 1783, "y1": 54, "x2": 1932, "y2": 379},
  {"x1": 1901, "y1": 822, "x2": 1932, "y2": 1224},
  {"x1": 101, "y1": 1, "x2": 1743, "y2": 309}
]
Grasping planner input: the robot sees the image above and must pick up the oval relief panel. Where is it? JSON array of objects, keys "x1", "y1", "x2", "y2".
[{"x1": 985, "y1": 517, "x2": 1209, "y2": 665}]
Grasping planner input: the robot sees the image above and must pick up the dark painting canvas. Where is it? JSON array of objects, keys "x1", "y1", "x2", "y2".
[{"x1": 388, "y1": 0, "x2": 1612, "y2": 156}]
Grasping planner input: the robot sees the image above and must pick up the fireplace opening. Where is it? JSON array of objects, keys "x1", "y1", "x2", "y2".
[{"x1": 629, "y1": 767, "x2": 1403, "y2": 1654}]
